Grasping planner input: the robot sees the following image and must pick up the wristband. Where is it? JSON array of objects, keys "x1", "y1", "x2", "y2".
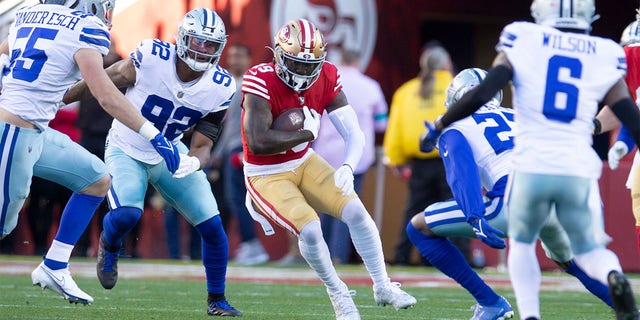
[
  {"x1": 139, "y1": 121, "x2": 160, "y2": 140},
  {"x1": 593, "y1": 118, "x2": 602, "y2": 135}
]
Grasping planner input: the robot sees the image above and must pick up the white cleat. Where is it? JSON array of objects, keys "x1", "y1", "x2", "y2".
[
  {"x1": 31, "y1": 262, "x2": 94, "y2": 305},
  {"x1": 328, "y1": 283, "x2": 360, "y2": 320},
  {"x1": 373, "y1": 280, "x2": 417, "y2": 310}
]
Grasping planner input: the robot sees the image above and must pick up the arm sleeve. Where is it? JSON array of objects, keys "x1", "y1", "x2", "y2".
[
  {"x1": 328, "y1": 105, "x2": 365, "y2": 170},
  {"x1": 194, "y1": 109, "x2": 227, "y2": 144},
  {"x1": 439, "y1": 129, "x2": 485, "y2": 220},
  {"x1": 611, "y1": 97, "x2": 640, "y2": 150}
]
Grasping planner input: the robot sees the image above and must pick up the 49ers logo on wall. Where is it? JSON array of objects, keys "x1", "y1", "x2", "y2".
[{"x1": 270, "y1": 0, "x2": 377, "y2": 71}]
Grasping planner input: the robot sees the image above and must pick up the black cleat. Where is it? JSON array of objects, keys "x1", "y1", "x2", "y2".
[
  {"x1": 207, "y1": 299, "x2": 243, "y2": 317},
  {"x1": 608, "y1": 271, "x2": 639, "y2": 320},
  {"x1": 96, "y1": 231, "x2": 120, "y2": 290}
]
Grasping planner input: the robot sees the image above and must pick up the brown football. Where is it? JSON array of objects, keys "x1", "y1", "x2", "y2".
[{"x1": 271, "y1": 108, "x2": 304, "y2": 131}]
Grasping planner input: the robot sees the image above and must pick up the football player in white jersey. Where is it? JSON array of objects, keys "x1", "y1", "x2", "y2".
[
  {"x1": 62, "y1": 8, "x2": 241, "y2": 317},
  {"x1": 0, "y1": 0, "x2": 179, "y2": 305},
  {"x1": 422, "y1": 1, "x2": 640, "y2": 319},
  {"x1": 409, "y1": 68, "x2": 615, "y2": 320}
]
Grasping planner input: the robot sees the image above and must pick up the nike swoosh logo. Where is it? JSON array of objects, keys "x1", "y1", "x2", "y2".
[
  {"x1": 156, "y1": 145, "x2": 173, "y2": 151},
  {"x1": 443, "y1": 150, "x2": 449, "y2": 157},
  {"x1": 43, "y1": 267, "x2": 65, "y2": 285}
]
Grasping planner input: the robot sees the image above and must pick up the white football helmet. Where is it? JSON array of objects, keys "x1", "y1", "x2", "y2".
[
  {"x1": 273, "y1": 19, "x2": 327, "y2": 92},
  {"x1": 530, "y1": 0, "x2": 597, "y2": 31},
  {"x1": 621, "y1": 19, "x2": 640, "y2": 46},
  {"x1": 445, "y1": 68, "x2": 502, "y2": 109},
  {"x1": 176, "y1": 8, "x2": 227, "y2": 72},
  {"x1": 40, "y1": 0, "x2": 115, "y2": 28}
]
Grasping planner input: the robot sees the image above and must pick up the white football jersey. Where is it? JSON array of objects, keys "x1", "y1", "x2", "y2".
[
  {"x1": 107, "y1": 39, "x2": 235, "y2": 164},
  {"x1": 497, "y1": 22, "x2": 626, "y2": 178},
  {"x1": 0, "y1": 4, "x2": 110, "y2": 130},
  {"x1": 445, "y1": 104, "x2": 514, "y2": 191}
]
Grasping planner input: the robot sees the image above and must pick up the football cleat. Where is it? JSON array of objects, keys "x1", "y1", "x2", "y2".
[
  {"x1": 328, "y1": 284, "x2": 360, "y2": 320},
  {"x1": 96, "y1": 231, "x2": 120, "y2": 289},
  {"x1": 470, "y1": 295, "x2": 514, "y2": 320},
  {"x1": 608, "y1": 271, "x2": 639, "y2": 320},
  {"x1": 232, "y1": 239, "x2": 269, "y2": 266},
  {"x1": 373, "y1": 280, "x2": 417, "y2": 310},
  {"x1": 207, "y1": 299, "x2": 243, "y2": 317},
  {"x1": 31, "y1": 262, "x2": 94, "y2": 305}
]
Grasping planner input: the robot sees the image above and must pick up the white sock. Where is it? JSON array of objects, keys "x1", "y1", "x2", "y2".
[
  {"x1": 574, "y1": 248, "x2": 622, "y2": 285},
  {"x1": 45, "y1": 240, "x2": 74, "y2": 264},
  {"x1": 508, "y1": 240, "x2": 541, "y2": 320},
  {"x1": 341, "y1": 199, "x2": 388, "y2": 288},
  {"x1": 298, "y1": 221, "x2": 344, "y2": 293}
]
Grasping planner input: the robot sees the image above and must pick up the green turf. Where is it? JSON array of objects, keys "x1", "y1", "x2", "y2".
[{"x1": 0, "y1": 270, "x2": 619, "y2": 320}]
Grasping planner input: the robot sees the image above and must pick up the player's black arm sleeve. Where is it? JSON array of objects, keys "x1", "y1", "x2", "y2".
[
  {"x1": 440, "y1": 65, "x2": 513, "y2": 128},
  {"x1": 194, "y1": 109, "x2": 227, "y2": 144},
  {"x1": 610, "y1": 97, "x2": 640, "y2": 147}
]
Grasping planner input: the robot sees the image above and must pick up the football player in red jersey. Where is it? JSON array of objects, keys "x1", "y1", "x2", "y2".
[
  {"x1": 241, "y1": 19, "x2": 416, "y2": 319},
  {"x1": 607, "y1": 12, "x2": 640, "y2": 257}
]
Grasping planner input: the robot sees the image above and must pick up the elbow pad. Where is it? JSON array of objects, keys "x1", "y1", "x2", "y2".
[
  {"x1": 328, "y1": 105, "x2": 365, "y2": 170},
  {"x1": 195, "y1": 109, "x2": 226, "y2": 144}
]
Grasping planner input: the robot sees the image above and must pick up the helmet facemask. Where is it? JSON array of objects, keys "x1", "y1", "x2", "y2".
[
  {"x1": 176, "y1": 8, "x2": 227, "y2": 72},
  {"x1": 274, "y1": 45, "x2": 325, "y2": 92}
]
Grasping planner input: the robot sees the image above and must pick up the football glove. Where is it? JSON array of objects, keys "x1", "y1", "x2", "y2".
[
  {"x1": 607, "y1": 141, "x2": 629, "y2": 170},
  {"x1": 419, "y1": 120, "x2": 441, "y2": 153},
  {"x1": 302, "y1": 106, "x2": 320, "y2": 139},
  {"x1": 468, "y1": 216, "x2": 506, "y2": 249},
  {"x1": 334, "y1": 164, "x2": 355, "y2": 196},
  {"x1": 173, "y1": 153, "x2": 201, "y2": 178},
  {"x1": 150, "y1": 133, "x2": 180, "y2": 174}
]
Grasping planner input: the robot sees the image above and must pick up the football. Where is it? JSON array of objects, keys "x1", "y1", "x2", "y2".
[{"x1": 271, "y1": 108, "x2": 304, "y2": 131}]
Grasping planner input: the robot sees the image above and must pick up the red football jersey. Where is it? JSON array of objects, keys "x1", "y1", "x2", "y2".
[
  {"x1": 240, "y1": 61, "x2": 342, "y2": 165},
  {"x1": 625, "y1": 45, "x2": 640, "y2": 101}
]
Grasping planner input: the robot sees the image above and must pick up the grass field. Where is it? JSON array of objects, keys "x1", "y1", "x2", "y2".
[{"x1": 0, "y1": 255, "x2": 633, "y2": 319}]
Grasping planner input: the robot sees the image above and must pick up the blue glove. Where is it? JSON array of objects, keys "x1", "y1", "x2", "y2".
[
  {"x1": 419, "y1": 120, "x2": 441, "y2": 153},
  {"x1": 468, "y1": 216, "x2": 506, "y2": 249},
  {"x1": 150, "y1": 133, "x2": 180, "y2": 174}
]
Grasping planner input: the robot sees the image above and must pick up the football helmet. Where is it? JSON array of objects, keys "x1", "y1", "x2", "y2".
[
  {"x1": 273, "y1": 19, "x2": 327, "y2": 92},
  {"x1": 176, "y1": 8, "x2": 227, "y2": 72},
  {"x1": 40, "y1": 0, "x2": 115, "y2": 28},
  {"x1": 445, "y1": 68, "x2": 502, "y2": 109},
  {"x1": 530, "y1": 0, "x2": 597, "y2": 31},
  {"x1": 621, "y1": 19, "x2": 640, "y2": 46}
]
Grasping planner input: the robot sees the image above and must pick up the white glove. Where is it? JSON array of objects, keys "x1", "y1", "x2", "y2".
[
  {"x1": 608, "y1": 141, "x2": 629, "y2": 170},
  {"x1": 334, "y1": 164, "x2": 354, "y2": 196},
  {"x1": 302, "y1": 106, "x2": 320, "y2": 139},
  {"x1": 173, "y1": 153, "x2": 201, "y2": 178}
]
